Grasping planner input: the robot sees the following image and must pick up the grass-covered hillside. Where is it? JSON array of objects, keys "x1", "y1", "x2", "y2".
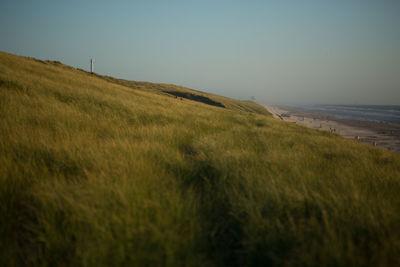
[{"x1": 1, "y1": 51, "x2": 400, "y2": 266}]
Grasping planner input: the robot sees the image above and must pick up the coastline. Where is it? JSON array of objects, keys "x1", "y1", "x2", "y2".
[{"x1": 265, "y1": 105, "x2": 400, "y2": 154}]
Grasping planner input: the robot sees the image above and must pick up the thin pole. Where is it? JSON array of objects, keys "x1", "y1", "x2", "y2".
[{"x1": 90, "y1": 58, "x2": 94, "y2": 73}]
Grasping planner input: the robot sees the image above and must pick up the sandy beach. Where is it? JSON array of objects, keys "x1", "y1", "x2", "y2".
[{"x1": 265, "y1": 105, "x2": 400, "y2": 154}]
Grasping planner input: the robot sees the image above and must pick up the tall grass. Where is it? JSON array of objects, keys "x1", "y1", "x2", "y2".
[{"x1": 1, "y1": 51, "x2": 400, "y2": 266}]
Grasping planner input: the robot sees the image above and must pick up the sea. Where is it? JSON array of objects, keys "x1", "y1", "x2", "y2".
[{"x1": 290, "y1": 104, "x2": 400, "y2": 126}]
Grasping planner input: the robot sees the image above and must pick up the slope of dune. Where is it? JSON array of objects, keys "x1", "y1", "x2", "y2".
[{"x1": 1, "y1": 51, "x2": 400, "y2": 266}]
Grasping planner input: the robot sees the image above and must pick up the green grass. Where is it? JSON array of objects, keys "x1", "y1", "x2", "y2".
[{"x1": 1, "y1": 51, "x2": 400, "y2": 266}]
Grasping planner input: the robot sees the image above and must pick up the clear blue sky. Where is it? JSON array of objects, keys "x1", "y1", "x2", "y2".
[{"x1": 1, "y1": 0, "x2": 399, "y2": 104}]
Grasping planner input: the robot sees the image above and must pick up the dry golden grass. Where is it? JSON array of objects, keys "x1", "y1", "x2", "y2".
[{"x1": 1, "y1": 51, "x2": 400, "y2": 266}]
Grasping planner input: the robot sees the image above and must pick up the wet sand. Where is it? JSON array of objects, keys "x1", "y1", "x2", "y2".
[{"x1": 265, "y1": 105, "x2": 400, "y2": 154}]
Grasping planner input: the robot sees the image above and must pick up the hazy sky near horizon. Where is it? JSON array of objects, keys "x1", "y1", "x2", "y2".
[{"x1": 1, "y1": 0, "x2": 399, "y2": 105}]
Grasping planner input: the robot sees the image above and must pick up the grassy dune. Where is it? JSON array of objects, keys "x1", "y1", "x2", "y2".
[{"x1": 1, "y1": 51, "x2": 400, "y2": 266}]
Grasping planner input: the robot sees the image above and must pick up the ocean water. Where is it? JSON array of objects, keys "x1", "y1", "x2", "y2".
[{"x1": 292, "y1": 105, "x2": 400, "y2": 126}]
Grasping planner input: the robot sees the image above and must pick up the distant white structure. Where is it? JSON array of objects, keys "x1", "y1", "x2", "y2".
[{"x1": 90, "y1": 58, "x2": 94, "y2": 73}]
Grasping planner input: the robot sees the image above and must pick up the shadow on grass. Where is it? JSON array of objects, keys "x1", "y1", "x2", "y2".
[{"x1": 163, "y1": 91, "x2": 225, "y2": 108}]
